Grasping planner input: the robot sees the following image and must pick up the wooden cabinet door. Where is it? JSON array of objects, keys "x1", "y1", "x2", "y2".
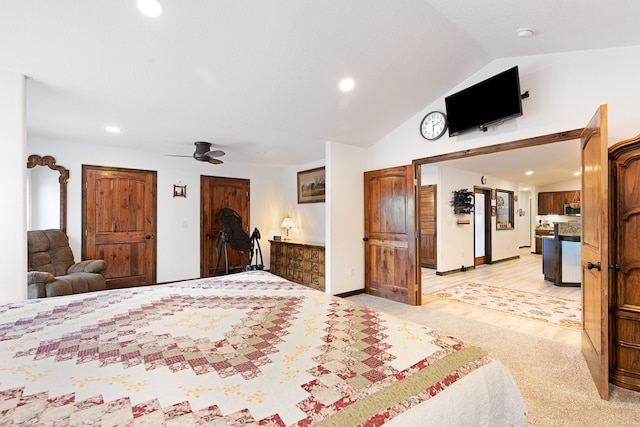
[
  {"x1": 538, "y1": 192, "x2": 552, "y2": 215},
  {"x1": 82, "y1": 165, "x2": 157, "y2": 289},
  {"x1": 551, "y1": 192, "x2": 565, "y2": 214},
  {"x1": 581, "y1": 105, "x2": 609, "y2": 400},
  {"x1": 608, "y1": 133, "x2": 640, "y2": 391},
  {"x1": 364, "y1": 165, "x2": 420, "y2": 305}
]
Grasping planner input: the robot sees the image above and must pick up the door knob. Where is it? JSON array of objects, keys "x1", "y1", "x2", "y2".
[
  {"x1": 363, "y1": 237, "x2": 369, "y2": 241},
  {"x1": 145, "y1": 234, "x2": 154, "y2": 239},
  {"x1": 609, "y1": 263, "x2": 621, "y2": 271},
  {"x1": 587, "y1": 262, "x2": 601, "y2": 271}
]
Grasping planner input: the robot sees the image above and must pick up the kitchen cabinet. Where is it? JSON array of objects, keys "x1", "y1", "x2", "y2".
[
  {"x1": 535, "y1": 228, "x2": 554, "y2": 254},
  {"x1": 541, "y1": 237, "x2": 556, "y2": 281},
  {"x1": 538, "y1": 190, "x2": 581, "y2": 215}
]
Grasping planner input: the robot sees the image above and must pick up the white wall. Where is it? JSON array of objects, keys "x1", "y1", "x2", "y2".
[
  {"x1": 0, "y1": 70, "x2": 26, "y2": 303},
  {"x1": 433, "y1": 166, "x2": 519, "y2": 272},
  {"x1": 326, "y1": 141, "x2": 366, "y2": 295},
  {"x1": 368, "y1": 45, "x2": 640, "y2": 171},
  {"x1": 517, "y1": 190, "x2": 532, "y2": 248},
  {"x1": 27, "y1": 137, "x2": 286, "y2": 283},
  {"x1": 281, "y1": 159, "x2": 326, "y2": 244},
  {"x1": 365, "y1": 45, "x2": 640, "y2": 274}
]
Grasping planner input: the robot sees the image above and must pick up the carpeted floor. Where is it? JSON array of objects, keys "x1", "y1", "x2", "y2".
[
  {"x1": 429, "y1": 282, "x2": 581, "y2": 330},
  {"x1": 346, "y1": 294, "x2": 640, "y2": 427}
]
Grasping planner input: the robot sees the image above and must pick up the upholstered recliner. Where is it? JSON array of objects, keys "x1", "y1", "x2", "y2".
[{"x1": 27, "y1": 229, "x2": 107, "y2": 298}]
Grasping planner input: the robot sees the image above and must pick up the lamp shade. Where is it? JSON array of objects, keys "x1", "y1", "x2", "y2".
[{"x1": 281, "y1": 216, "x2": 295, "y2": 229}]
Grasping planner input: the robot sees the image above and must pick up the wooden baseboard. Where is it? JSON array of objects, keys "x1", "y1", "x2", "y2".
[
  {"x1": 436, "y1": 266, "x2": 475, "y2": 276},
  {"x1": 490, "y1": 255, "x2": 520, "y2": 264}
]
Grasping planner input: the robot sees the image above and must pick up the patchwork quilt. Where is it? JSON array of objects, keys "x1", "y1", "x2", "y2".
[{"x1": 0, "y1": 271, "x2": 529, "y2": 426}]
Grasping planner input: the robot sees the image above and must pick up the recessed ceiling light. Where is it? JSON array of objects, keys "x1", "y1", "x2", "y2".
[
  {"x1": 105, "y1": 125, "x2": 121, "y2": 134},
  {"x1": 525, "y1": 170, "x2": 534, "y2": 175},
  {"x1": 517, "y1": 28, "x2": 534, "y2": 38},
  {"x1": 138, "y1": 0, "x2": 163, "y2": 18},
  {"x1": 339, "y1": 78, "x2": 355, "y2": 92}
]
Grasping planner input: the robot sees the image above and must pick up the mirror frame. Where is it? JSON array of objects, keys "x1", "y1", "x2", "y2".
[{"x1": 27, "y1": 154, "x2": 69, "y2": 233}]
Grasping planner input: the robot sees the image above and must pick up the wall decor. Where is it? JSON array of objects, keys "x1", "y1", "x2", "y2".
[
  {"x1": 451, "y1": 188, "x2": 474, "y2": 214},
  {"x1": 173, "y1": 183, "x2": 186, "y2": 198},
  {"x1": 496, "y1": 189, "x2": 514, "y2": 229},
  {"x1": 297, "y1": 166, "x2": 325, "y2": 203}
]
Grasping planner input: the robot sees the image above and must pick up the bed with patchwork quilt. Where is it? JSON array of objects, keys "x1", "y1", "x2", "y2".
[{"x1": 0, "y1": 271, "x2": 530, "y2": 426}]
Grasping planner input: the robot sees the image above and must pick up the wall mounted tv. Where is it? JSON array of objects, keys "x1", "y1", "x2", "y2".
[{"x1": 445, "y1": 66, "x2": 523, "y2": 137}]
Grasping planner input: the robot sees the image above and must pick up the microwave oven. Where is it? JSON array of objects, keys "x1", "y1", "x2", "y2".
[{"x1": 564, "y1": 204, "x2": 581, "y2": 216}]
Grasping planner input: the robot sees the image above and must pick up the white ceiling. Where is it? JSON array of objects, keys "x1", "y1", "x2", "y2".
[{"x1": 2, "y1": 0, "x2": 640, "y2": 172}]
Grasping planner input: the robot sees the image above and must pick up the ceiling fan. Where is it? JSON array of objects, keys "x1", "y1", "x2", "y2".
[{"x1": 166, "y1": 141, "x2": 225, "y2": 164}]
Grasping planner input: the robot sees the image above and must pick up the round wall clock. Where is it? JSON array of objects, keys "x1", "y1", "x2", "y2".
[{"x1": 420, "y1": 111, "x2": 448, "y2": 140}]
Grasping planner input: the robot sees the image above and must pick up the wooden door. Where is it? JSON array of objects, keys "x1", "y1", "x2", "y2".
[
  {"x1": 419, "y1": 185, "x2": 436, "y2": 269},
  {"x1": 82, "y1": 165, "x2": 157, "y2": 289},
  {"x1": 608, "y1": 133, "x2": 640, "y2": 392},
  {"x1": 364, "y1": 165, "x2": 420, "y2": 305},
  {"x1": 581, "y1": 105, "x2": 609, "y2": 400},
  {"x1": 201, "y1": 176, "x2": 250, "y2": 277}
]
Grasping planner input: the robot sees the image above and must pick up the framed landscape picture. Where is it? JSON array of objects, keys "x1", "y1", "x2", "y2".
[{"x1": 297, "y1": 166, "x2": 325, "y2": 203}]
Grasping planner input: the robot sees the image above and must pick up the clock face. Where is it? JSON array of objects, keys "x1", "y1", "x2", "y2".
[{"x1": 420, "y1": 111, "x2": 448, "y2": 140}]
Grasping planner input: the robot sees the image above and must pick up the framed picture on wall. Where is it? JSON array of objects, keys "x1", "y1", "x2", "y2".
[{"x1": 297, "y1": 167, "x2": 325, "y2": 203}]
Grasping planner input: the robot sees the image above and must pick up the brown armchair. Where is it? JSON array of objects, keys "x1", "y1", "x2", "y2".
[{"x1": 27, "y1": 229, "x2": 107, "y2": 298}]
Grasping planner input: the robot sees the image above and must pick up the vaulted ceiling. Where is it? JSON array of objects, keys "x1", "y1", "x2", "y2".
[{"x1": 2, "y1": 0, "x2": 639, "y2": 167}]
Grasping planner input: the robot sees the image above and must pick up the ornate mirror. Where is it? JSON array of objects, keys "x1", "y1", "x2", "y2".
[{"x1": 26, "y1": 154, "x2": 69, "y2": 233}]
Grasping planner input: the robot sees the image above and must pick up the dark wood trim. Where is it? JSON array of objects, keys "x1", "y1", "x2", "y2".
[
  {"x1": 412, "y1": 128, "x2": 584, "y2": 166},
  {"x1": 490, "y1": 255, "x2": 520, "y2": 264},
  {"x1": 435, "y1": 266, "x2": 475, "y2": 275}
]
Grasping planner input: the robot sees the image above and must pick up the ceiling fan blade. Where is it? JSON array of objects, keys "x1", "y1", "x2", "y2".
[
  {"x1": 165, "y1": 154, "x2": 192, "y2": 157},
  {"x1": 207, "y1": 157, "x2": 223, "y2": 164}
]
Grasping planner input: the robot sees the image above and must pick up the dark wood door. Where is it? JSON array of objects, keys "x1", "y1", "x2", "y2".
[
  {"x1": 581, "y1": 105, "x2": 609, "y2": 400},
  {"x1": 608, "y1": 133, "x2": 640, "y2": 392},
  {"x1": 201, "y1": 176, "x2": 250, "y2": 277},
  {"x1": 364, "y1": 165, "x2": 420, "y2": 305},
  {"x1": 419, "y1": 185, "x2": 436, "y2": 269},
  {"x1": 82, "y1": 165, "x2": 157, "y2": 289}
]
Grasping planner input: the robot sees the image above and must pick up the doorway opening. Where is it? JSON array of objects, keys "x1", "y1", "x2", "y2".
[{"x1": 474, "y1": 187, "x2": 492, "y2": 266}]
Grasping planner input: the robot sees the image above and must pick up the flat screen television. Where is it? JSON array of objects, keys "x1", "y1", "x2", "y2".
[{"x1": 445, "y1": 66, "x2": 523, "y2": 137}]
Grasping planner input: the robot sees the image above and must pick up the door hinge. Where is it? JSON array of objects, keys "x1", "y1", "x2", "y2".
[
  {"x1": 414, "y1": 178, "x2": 418, "y2": 186},
  {"x1": 414, "y1": 231, "x2": 419, "y2": 238}
]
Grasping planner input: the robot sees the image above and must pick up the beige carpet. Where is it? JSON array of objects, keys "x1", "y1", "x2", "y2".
[{"x1": 346, "y1": 294, "x2": 640, "y2": 427}]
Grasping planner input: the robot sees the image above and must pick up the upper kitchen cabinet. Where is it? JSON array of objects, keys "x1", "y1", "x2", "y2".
[{"x1": 538, "y1": 190, "x2": 581, "y2": 215}]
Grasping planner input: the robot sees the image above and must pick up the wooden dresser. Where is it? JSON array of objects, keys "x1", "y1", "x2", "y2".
[{"x1": 269, "y1": 240, "x2": 325, "y2": 292}]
